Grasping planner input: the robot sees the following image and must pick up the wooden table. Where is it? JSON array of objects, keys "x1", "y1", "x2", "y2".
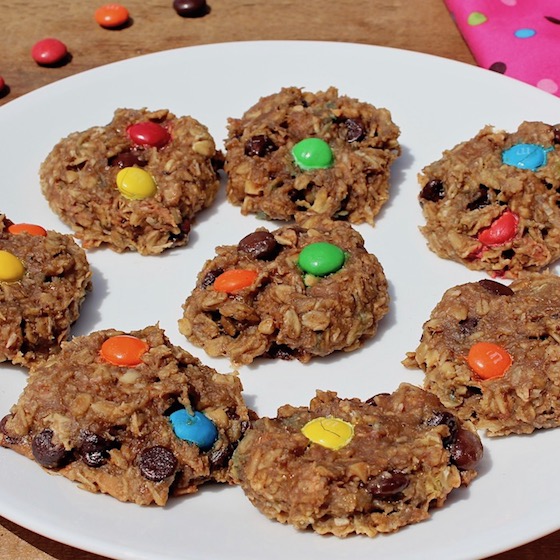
[{"x1": 0, "y1": 1, "x2": 558, "y2": 558}]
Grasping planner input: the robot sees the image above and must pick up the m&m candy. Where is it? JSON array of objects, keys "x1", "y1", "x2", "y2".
[
  {"x1": 298, "y1": 242, "x2": 345, "y2": 277},
  {"x1": 292, "y1": 138, "x2": 333, "y2": 170},
  {"x1": 116, "y1": 167, "x2": 157, "y2": 200},
  {"x1": 100, "y1": 335, "x2": 149, "y2": 366},
  {"x1": 213, "y1": 269, "x2": 258, "y2": 293},
  {"x1": 301, "y1": 416, "x2": 354, "y2": 450},
  {"x1": 0, "y1": 250, "x2": 25, "y2": 282},
  {"x1": 478, "y1": 210, "x2": 519, "y2": 247},
  {"x1": 467, "y1": 342, "x2": 512, "y2": 380},
  {"x1": 95, "y1": 4, "x2": 130, "y2": 28},
  {"x1": 169, "y1": 408, "x2": 218, "y2": 450},
  {"x1": 502, "y1": 143, "x2": 552, "y2": 171},
  {"x1": 127, "y1": 122, "x2": 170, "y2": 149},
  {"x1": 31, "y1": 38, "x2": 68, "y2": 66},
  {"x1": 8, "y1": 223, "x2": 47, "y2": 237}
]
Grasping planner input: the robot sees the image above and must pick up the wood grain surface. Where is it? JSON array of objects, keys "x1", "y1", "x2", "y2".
[{"x1": 0, "y1": 1, "x2": 558, "y2": 558}]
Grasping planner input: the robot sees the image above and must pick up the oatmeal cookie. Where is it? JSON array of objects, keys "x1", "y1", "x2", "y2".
[
  {"x1": 230, "y1": 383, "x2": 482, "y2": 538},
  {"x1": 404, "y1": 274, "x2": 560, "y2": 436},
  {"x1": 40, "y1": 107, "x2": 222, "y2": 255},
  {"x1": 178, "y1": 214, "x2": 389, "y2": 366},
  {"x1": 0, "y1": 214, "x2": 91, "y2": 367},
  {"x1": 224, "y1": 87, "x2": 400, "y2": 224},
  {"x1": 0, "y1": 325, "x2": 251, "y2": 506},
  {"x1": 418, "y1": 121, "x2": 560, "y2": 278}
]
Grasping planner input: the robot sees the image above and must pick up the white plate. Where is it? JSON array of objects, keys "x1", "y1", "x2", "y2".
[{"x1": 1, "y1": 41, "x2": 559, "y2": 560}]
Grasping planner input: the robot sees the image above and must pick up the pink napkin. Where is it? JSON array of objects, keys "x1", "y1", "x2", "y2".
[{"x1": 444, "y1": 0, "x2": 560, "y2": 97}]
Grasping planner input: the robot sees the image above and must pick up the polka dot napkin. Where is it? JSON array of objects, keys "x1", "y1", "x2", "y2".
[{"x1": 444, "y1": 0, "x2": 560, "y2": 96}]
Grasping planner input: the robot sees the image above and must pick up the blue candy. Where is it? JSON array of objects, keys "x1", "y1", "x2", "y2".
[
  {"x1": 502, "y1": 143, "x2": 552, "y2": 171},
  {"x1": 169, "y1": 408, "x2": 218, "y2": 450}
]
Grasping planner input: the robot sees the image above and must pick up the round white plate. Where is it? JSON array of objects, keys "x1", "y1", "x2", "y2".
[{"x1": 1, "y1": 41, "x2": 559, "y2": 560}]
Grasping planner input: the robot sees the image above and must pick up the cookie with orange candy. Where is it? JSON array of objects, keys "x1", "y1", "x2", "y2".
[
  {"x1": 230, "y1": 383, "x2": 482, "y2": 538},
  {"x1": 0, "y1": 213, "x2": 91, "y2": 367},
  {"x1": 0, "y1": 325, "x2": 251, "y2": 505},
  {"x1": 404, "y1": 273, "x2": 560, "y2": 436}
]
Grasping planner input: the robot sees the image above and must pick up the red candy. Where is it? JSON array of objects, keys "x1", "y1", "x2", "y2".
[
  {"x1": 0, "y1": 76, "x2": 5, "y2": 92},
  {"x1": 31, "y1": 38, "x2": 68, "y2": 66},
  {"x1": 95, "y1": 4, "x2": 130, "y2": 28},
  {"x1": 8, "y1": 223, "x2": 47, "y2": 237},
  {"x1": 127, "y1": 122, "x2": 171, "y2": 148},
  {"x1": 478, "y1": 210, "x2": 519, "y2": 246}
]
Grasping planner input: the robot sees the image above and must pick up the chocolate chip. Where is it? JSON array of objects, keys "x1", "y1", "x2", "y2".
[
  {"x1": 365, "y1": 393, "x2": 390, "y2": 406},
  {"x1": 489, "y1": 61, "x2": 507, "y2": 74},
  {"x1": 478, "y1": 279, "x2": 514, "y2": 296},
  {"x1": 344, "y1": 118, "x2": 365, "y2": 143},
  {"x1": 0, "y1": 414, "x2": 22, "y2": 445},
  {"x1": 169, "y1": 218, "x2": 191, "y2": 242},
  {"x1": 200, "y1": 268, "x2": 223, "y2": 289},
  {"x1": 244, "y1": 135, "x2": 276, "y2": 157},
  {"x1": 553, "y1": 127, "x2": 560, "y2": 145},
  {"x1": 366, "y1": 471, "x2": 409, "y2": 498},
  {"x1": 138, "y1": 446, "x2": 178, "y2": 481},
  {"x1": 208, "y1": 444, "x2": 232, "y2": 469},
  {"x1": 467, "y1": 186, "x2": 490, "y2": 210},
  {"x1": 108, "y1": 150, "x2": 147, "y2": 169},
  {"x1": 426, "y1": 411, "x2": 459, "y2": 446},
  {"x1": 238, "y1": 231, "x2": 278, "y2": 260},
  {"x1": 31, "y1": 429, "x2": 68, "y2": 468},
  {"x1": 420, "y1": 179, "x2": 445, "y2": 202},
  {"x1": 78, "y1": 431, "x2": 110, "y2": 468},
  {"x1": 459, "y1": 317, "x2": 479, "y2": 335},
  {"x1": 448, "y1": 428, "x2": 483, "y2": 470},
  {"x1": 265, "y1": 344, "x2": 296, "y2": 360},
  {"x1": 173, "y1": 0, "x2": 208, "y2": 17}
]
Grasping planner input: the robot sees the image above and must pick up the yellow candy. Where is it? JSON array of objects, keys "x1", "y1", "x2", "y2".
[
  {"x1": 301, "y1": 416, "x2": 354, "y2": 450},
  {"x1": 0, "y1": 250, "x2": 25, "y2": 282},
  {"x1": 116, "y1": 167, "x2": 157, "y2": 200}
]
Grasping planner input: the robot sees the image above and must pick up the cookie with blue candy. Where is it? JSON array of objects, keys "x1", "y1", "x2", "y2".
[
  {"x1": 419, "y1": 121, "x2": 560, "y2": 278},
  {"x1": 0, "y1": 325, "x2": 251, "y2": 505}
]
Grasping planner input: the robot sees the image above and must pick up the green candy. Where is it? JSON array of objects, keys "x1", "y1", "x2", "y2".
[
  {"x1": 298, "y1": 242, "x2": 345, "y2": 277},
  {"x1": 291, "y1": 138, "x2": 333, "y2": 170}
]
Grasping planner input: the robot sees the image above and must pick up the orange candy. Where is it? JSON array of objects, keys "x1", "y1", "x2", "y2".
[
  {"x1": 467, "y1": 342, "x2": 512, "y2": 380},
  {"x1": 8, "y1": 223, "x2": 47, "y2": 237},
  {"x1": 100, "y1": 335, "x2": 149, "y2": 366},
  {"x1": 213, "y1": 269, "x2": 258, "y2": 293},
  {"x1": 95, "y1": 4, "x2": 130, "y2": 28}
]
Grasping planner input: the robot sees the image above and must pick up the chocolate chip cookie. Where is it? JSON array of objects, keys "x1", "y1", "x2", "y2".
[
  {"x1": 230, "y1": 383, "x2": 482, "y2": 537},
  {"x1": 178, "y1": 214, "x2": 389, "y2": 366},
  {"x1": 40, "y1": 107, "x2": 222, "y2": 255},
  {"x1": 0, "y1": 325, "x2": 251, "y2": 505},
  {"x1": 418, "y1": 121, "x2": 560, "y2": 278},
  {"x1": 404, "y1": 274, "x2": 560, "y2": 436},
  {"x1": 0, "y1": 214, "x2": 91, "y2": 367},
  {"x1": 224, "y1": 86, "x2": 401, "y2": 224}
]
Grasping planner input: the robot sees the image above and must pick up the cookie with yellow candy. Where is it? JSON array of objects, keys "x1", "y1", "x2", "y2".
[
  {"x1": 0, "y1": 214, "x2": 91, "y2": 367},
  {"x1": 40, "y1": 107, "x2": 222, "y2": 255},
  {"x1": 230, "y1": 383, "x2": 483, "y2": 538}
]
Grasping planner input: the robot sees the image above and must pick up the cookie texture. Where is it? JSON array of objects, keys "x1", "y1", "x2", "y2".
[
  {"x1": 224, "y1": 87, "x2": 400, "y2": 224},
  {"x1": 40, "y1": 108, "x2": 222, "y2": 255},
  {"x1": 404, "y1": 274, "x2": 560, "y2": 436},
  {"x1": 0, "y1": 325, "x2": 251, "y2": 506},
  {"x1": 418, "y1": 121, "x2": 560, "y2": 278},
  {"x1": 178, "y1": 214, "x2": 389, "y2": 366},
  {"x1": 0, "y1": 214, "x2": 91, "y2": 367},
  {"x1": 230, "y1": 384, "x2": 482, "y2": 537}
]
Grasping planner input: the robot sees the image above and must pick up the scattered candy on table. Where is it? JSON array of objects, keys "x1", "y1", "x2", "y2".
[
  {"x1": 127, "y1": 122, "x2": 171, "y2": 148},
  {"x1": 100, "y1": 334, "x2": 149, "y2": 366},
  {"x1": 0, "y1": 250, "x2": 25, "y2": 282},
  {"x1": 94, "y1": 4, "x2": 130, "y2": 29},
  {"x1": 116, "y1": 167, "x2": 157, "y2": 200},
  {"x1": 298, "y1": 242, "x2": 345, "y2": 276},
  {"x1": 502, "y1": 143, "x2": 553, "y2": 170},
  {"x1": 31, "y1": 38, "x2": 69, "y2": 66},
  {"x1": 301, "y1": 416, "x2": 355, "y2": 450},
  {"x1": 213, "y1": 269, "x2": 258, "y2": 293},
  {"x1": 467, "y1": 341, "x2": 512, "y2": 380},
  {"x1": 291, "y1": 138, "x2": 334, "y2": 170},
  {"x1": 173, "y1": 0, "x2": 208, "y2": 18},
  {"x1": 7, "y1": 223, "x2": 47, "y2": 236},
  {"x1": 169, "y1": 408, "x2": 218, "y2": 450}
]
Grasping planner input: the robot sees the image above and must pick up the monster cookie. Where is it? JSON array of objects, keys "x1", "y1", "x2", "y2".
[
  {"x1": 224, "y1": 87, "x2": 401, "y2": 224},
  {"x1": 0, "y1": 325, "x2": 251, "y2": 505},
  {"x1": 404, "y1": 274, "x2": 560, "y2": 436},
  {"x1": 230, "y1": 383, "x2": 482, "y2": 538},
  {"x1": 178, "y1": 214, "x2": 389, "y2": 366},
  {"x1": 40, "y1": 107, "x2": 222, "y2": 255},
  {"x1": 418, "y1": 121, "x2": 560, "y2": 278},
  {"x1": 0, "y1": 214, "x2": 91, "y2": 367}
]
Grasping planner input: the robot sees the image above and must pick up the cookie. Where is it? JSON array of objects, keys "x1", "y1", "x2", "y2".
[
  {"x1": 404, "y1": 274, "x2": 560, "y2": 436},
  {"x1": 0, "y1": 214, "x2": 91, "y2": 367},
  {"x1": 0, "y1": 325, "x2": 251, "y2": 506},
  {"x1": 40, "y1": 108, "x2": 222, "y2": 255},
  {"x1": 224, "y1": 87, "x2": 400, "y2": 224},
  {"x1": 229, "y1": 383, "x2": 482, "y2": 538},
  {"x1": 178, "y1": 214, "x2": 389, "y2": 366},
  {"x1": 418, "y1": 121, "x2": 560, "y2": 278}
]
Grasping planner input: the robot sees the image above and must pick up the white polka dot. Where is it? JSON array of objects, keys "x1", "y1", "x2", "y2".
[{"x1": 537, "y1": 78, "x2": 559, "y2": 95}]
